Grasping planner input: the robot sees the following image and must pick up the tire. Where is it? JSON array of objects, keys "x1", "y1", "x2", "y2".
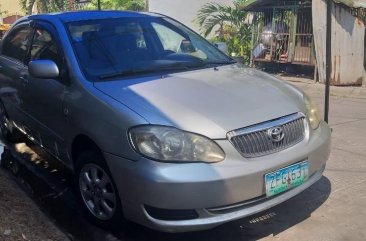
[
  {"x1": 0, "y1": 102, "x2": 24, "y2": 143},
  {"x1": 75, "y1": 150, "x2": 124, "y2": 228}
]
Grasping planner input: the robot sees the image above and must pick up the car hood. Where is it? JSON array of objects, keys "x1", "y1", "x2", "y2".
[{"x1": 94, "y1": 65, "x2": 306, "y2": 139}]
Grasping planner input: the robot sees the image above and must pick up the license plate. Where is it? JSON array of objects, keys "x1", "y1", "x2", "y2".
[{"x1": 265, "y1": 161, "x2": 309, "y2": 197}]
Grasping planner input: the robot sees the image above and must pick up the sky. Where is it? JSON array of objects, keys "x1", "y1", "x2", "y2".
[{"x1": 149, "y1": 0, "x2": 234, "y2": 34}]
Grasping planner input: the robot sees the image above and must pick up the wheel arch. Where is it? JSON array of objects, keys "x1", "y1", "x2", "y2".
[{"x1": 71, "y1": 134, "x2": 103, "y2": 168}]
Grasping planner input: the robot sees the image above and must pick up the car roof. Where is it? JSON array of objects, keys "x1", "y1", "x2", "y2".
[{"x1": 26, "y1": 10, "x2": 164, "y2": 23}]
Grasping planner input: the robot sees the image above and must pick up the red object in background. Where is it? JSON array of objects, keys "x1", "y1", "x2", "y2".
[{"x1": 3, "y1": 15, "x2": 23, "y2": 24}]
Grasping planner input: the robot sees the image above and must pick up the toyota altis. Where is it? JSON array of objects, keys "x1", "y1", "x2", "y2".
[{"x1": 0, "y1": 11, "x2": 331, "y2": 232}]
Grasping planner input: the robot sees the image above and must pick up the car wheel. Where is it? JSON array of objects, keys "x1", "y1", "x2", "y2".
[
  {"x1": 0, "y1": 102, "x2": 23, "y2": 142},
  {"x1": 75, "y1": 150, "x2": 123, "y2": 227}
]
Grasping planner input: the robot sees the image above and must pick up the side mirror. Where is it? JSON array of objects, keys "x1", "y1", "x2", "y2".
[
  {"x1": 214, "y1": 42, "x2": 228, "y2": 55},
  {"x1": 29, "y1": 60, "x2": 59, "y2": 79}
]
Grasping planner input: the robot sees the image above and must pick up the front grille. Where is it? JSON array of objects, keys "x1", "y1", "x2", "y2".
[{"x1": 227, "y1": 113, "x2": 306, "y2": 158}]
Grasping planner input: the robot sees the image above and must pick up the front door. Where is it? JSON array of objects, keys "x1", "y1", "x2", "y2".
[{"x1": 21, "y1": 22, "x2": 69, "y2": 162}]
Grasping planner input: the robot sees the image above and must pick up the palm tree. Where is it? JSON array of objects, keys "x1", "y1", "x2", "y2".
[
  {"x1": 196, "y1": 1, "x2": 249, "y2": 37},
  {"x1": 196, "y1": 0, "x2": 252, "y2": 62}
]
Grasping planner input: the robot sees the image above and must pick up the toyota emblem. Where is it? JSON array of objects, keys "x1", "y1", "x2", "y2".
[{"x1": 268, "y1": 126, "x2": 285, "y2": 143}]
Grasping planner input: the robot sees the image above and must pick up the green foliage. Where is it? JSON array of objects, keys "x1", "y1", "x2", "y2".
[
  {"x1": 197, "y1": 0, "x2": 252, "y2": 64},
  {"x1": 19, "y1": 0, "x2": 147, "y2": 14},
  {"x1": 20, "y1": 0, "x2": 74, "y2": 14},
  {"x1": 86, "y1": 0, "x2": 147, "y2": 11}
]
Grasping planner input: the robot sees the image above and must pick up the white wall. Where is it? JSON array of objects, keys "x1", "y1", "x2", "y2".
[
  {"x1": 0, "y1": 0, "x2": 24, "y2": 16},
  {"x1": 149, "y1": 0, "x2": 233, "y2": 34}
]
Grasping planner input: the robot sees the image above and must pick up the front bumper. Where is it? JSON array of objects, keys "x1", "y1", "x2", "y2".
[{"x1": 105, "y1": 121, "x2": 331, "y2": 232}]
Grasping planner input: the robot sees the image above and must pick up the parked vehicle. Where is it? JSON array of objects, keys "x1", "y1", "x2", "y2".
[{"x1": 0, "y1": 11, "x2": 331, "y2": 232}]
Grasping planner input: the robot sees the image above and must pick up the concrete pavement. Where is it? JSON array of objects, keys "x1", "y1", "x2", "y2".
[{"x1": 258, "y1": 76, "x2": 366, "y2": 241}]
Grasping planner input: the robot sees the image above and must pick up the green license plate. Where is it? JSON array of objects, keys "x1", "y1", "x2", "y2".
[{"x1": 265, "y1": 161, "x2": 309, "y2": 197}]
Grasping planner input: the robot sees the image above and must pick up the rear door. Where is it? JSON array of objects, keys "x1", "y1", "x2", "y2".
[{"x1": 0, "y1": 23, "x2": 33, "y2": 128}]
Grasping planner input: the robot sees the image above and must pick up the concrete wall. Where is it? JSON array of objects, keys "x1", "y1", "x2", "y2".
[{"x1": 149, "y1": 0, "x2": 233, "y2": 34}]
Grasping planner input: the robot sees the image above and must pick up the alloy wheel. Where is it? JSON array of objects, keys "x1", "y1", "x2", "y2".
[{"x1": 79, "y1": 163, "x2": 117, "y2": 220}]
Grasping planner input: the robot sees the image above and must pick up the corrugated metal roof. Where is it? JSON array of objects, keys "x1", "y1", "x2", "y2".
[
  {"x1": 240, "y1": 0, "x2": 261, "y2": 10},
  {"x1": 240, "y1": 0, "x2": 281, "y2": 11},
  {"x1": 334, "y1": 0, "x2": 366, "y2": 9},
  {"x1": 240, "y1": 0, "x2": 313, "y2": 11},
  {"x1": 241, "y1": 0, "x2": 366, "y2": 11}
]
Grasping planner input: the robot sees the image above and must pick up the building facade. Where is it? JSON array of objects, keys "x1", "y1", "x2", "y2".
[
  {"x1": 0, "y1": 0, "x2": 24, "y2": 24},
  {"x1": 0, "y1": 0, "x2": 24, "y2": 16}
]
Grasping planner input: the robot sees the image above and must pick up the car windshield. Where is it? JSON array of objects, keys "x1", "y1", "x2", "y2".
[{"x1": 67, "y1": 16, "x2": 234, "y2": 80}]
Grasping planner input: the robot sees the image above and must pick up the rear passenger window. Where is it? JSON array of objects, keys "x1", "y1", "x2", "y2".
[
  {"x1": 30, "y1": 28, "x2": 61, "y2": 67},
  {"x1": 2, "y1": 26, "x2": 33, "y2": 63}
]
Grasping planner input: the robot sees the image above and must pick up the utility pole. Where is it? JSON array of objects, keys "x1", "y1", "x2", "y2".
[
  {"x1": 97, "y1": 0, "x2": 101, "y2": 10},
  {"x1": 324, "y1": 0, "x2": 332, "y2": 123}
]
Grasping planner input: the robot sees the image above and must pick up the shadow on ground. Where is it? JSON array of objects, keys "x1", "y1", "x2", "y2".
[{"x1": 0, "y1": 141, "x2": 331, "y2": 241}]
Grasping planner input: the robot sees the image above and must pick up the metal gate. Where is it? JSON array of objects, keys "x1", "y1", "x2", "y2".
[
  {"x1": 74, "y1": 0, "x2": 92, "y2": 10},
  {"x1": 251, "y1": 6, "x2": 314, "y2": 66}
]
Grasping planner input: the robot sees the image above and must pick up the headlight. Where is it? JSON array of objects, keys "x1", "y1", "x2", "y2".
[
  {"x1": 304, "y1": 94, "x2": 321, "y2": 129},
  {"x1": 129, "y1": 125, "x2": 225, "y2": 163}
]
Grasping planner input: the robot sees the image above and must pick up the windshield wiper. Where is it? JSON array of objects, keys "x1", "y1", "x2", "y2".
[
  {"x1": 204, "y1": 60, "x2": 237, "y2": 66},
  {"x1": 100, "y1": 68, "x2": 155, "y2": 80},
  {"x1": 99, "y1": 61, "x2": 205, "y2": 80},
  {"x1": 157, "y1": 61, "x2": 205, "y2": 70}
]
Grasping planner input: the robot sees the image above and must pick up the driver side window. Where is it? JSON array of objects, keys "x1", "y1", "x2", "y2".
[
  {"x1": 151, "y1": 22, "x2": 207, "y2": 60},
  {"x1": 2, "y1": 26, "x2": 33, "y2": 63},
  {"x1": 30, "y1": 28, "x2": 61, "y2": 67},
  {"x1": 152, "y1": 22, "x2": 185, "y2": 52}
]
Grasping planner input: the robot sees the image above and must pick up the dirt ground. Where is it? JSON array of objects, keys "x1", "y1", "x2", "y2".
[{"x1": 0, "y1": 147, "x2": 69, "y2": 241}]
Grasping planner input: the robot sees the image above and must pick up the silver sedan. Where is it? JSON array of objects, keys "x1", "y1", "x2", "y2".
[{"x1": 0, "y1": 11, "x2": 331, "y2": 232}]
